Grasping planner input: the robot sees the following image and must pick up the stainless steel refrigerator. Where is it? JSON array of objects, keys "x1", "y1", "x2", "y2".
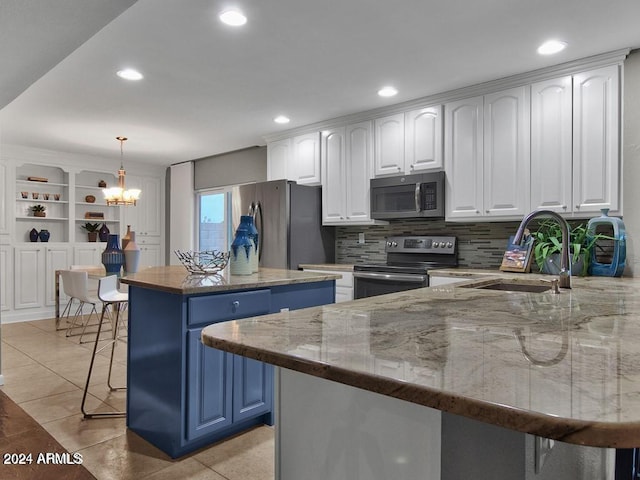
[{"x1": 231, "y1": 180, "x2": 335, "y2": 269}]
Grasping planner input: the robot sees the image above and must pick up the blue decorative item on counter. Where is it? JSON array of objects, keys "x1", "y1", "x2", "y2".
[
  {"x1": 102, "y1": 234, "x2": 124, "y2": 276},
  {"x1": 38, "y1": 229, "x2": 50, "y2": 242},
  {"x1": 239, "y1": 215, "x2": 259, "y2": 272},
  {"x1": 29, "y1": 228, "x2": 39, "y2": 242},
  {"x1": 587, "y1": 208, "x2": 626, "y2": 277},
  {"x1": 587, "y1": 208, "x2": 627, "y2": 277},
  {"x1": 230, "y1": 223, "x2": 254, "y2": 275}
]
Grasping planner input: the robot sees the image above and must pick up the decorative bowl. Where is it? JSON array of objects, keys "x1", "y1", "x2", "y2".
[
  {"x1": 85, "y1": 194, "x2": 96, "y2": 203},
  {"x1": 174, "y1": 250, "x2": 230, "y2": 275}
]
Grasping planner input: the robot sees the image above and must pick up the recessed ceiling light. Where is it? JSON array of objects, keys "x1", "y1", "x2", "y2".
[
  {"x1": 537, "y1": 40, "x2": 567, "y2": 55},
  {"x1": 378, "y1": 86, "x2": 398, "y2": 97},
  {"x1": 219, "y1": 9, "x2": 247, "y2": 26},
  {"x1": 274, "y1": 115, "x2": 290, "y2": 124},
  {"x1": 116, "y1": 68, "x2": 144, "y2": 81}
]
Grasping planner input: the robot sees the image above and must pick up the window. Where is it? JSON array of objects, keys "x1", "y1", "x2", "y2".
[{"x1": 197, "y1": 188, "x2": 232, "y2": 252}]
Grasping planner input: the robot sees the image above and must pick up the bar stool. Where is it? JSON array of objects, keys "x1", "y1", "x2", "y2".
[
  {"x1": 81, "y1": 275, "x2": 128, "y2": 419},
  {"x1": 57, "y1": 270, "x2": 77, "y2": 331},
  {"x1": 64, "y1": 270, "x2": 101, "y2": 343}
]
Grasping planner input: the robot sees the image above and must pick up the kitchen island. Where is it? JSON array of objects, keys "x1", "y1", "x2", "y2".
[
  {"x1": 120, "y1": 265, "x2": 338, "y2": 458},
  {"x1": 202, "y1": 273, "x2": 640, "y2": 479}
]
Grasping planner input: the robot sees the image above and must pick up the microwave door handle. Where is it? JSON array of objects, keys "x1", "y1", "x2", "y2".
[{"x1": 415, "y1": 183, "x2": 422, "y2": 212}]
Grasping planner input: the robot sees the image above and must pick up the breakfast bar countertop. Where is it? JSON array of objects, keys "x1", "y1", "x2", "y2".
[
  {"x1": 202, "y1": 273, "x2": 640, "y2": 448},
  {"x1": 120, "y1": 265, "x2": 340, "y2": 295}
]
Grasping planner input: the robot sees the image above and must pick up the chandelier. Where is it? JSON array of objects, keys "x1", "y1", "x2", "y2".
[{"x1": 103, "y1": 136, "x2": 141, "y2": 206}]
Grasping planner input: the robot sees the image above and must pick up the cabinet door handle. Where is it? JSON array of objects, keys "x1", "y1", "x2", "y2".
[{"x1": 232, "y1": 300, "x2": 240, "y2": 308}]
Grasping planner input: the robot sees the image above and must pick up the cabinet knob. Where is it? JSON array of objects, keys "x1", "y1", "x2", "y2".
[
  {"x1": 575, "y1": 205, "x2": 580, "y2": 209},
  {"x1": 409, "y1": 164, "x2": 414, "y2": 170},
  {"x1": 476, "y1": 210, "x2": 480, "y2": 214},
  {"x1": 397, "y1": 167, "x2": 401, "y2": 171},
  {"x1": 562, "y1": 205, "x2": 567, "y2": 210},
  {"x1": 485, "y1": 210, "x2": 490, "y2": 214},
  {"x1": 232, "y1": 300, "x2": 240, "y2": 308}
]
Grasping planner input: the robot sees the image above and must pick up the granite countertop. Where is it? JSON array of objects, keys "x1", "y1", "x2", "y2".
[
  {"x1": 299, "y1": 263, "x2": 354, "y2": 272},
  {"x1": 120, "y1": 265, "x2": 340, "y2": 294},
  {"x1": 202, "y1": 273, "x2": 640, "y2": 448}
]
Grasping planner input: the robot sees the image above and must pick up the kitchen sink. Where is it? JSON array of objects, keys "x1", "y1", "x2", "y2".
[{"x1": 460, "y1": 279, "x2": 552, "y2": 293}]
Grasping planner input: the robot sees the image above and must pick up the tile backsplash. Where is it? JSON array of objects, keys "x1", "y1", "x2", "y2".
[{"x1": 336, "y1": 219, "x2": 522, "y2": 268}]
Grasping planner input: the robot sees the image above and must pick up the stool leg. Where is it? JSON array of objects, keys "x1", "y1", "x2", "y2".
[
  {"x1": 81, "y1": 301, "x2": 125, "y2": 418},
  {"x1": 107, "y1": 302, "x2": 126, "y2": 391}
]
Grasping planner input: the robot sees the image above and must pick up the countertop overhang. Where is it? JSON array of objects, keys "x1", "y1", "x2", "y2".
[
  {"x1": 120, "y1": 265, "x2": 340, "y2": 294},
  {"x1": 202, "y1": 271, "x2": 640, "y2": 448}
]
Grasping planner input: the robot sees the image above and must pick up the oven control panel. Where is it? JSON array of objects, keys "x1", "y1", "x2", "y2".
[{"x1": 385, "y1": 236, "x2": 457, "y2": 254}]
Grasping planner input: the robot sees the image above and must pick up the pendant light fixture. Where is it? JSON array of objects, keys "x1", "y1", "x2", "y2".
[{"x1": 103, "y1": 136, "x2": 141, "y2": 206}]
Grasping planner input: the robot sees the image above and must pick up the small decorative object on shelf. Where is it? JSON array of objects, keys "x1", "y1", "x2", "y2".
[
  {"x1": 174, "y1": 250, "x2": 230, "y2": 275},
  {"x1": 53, "y1": 193, "x2": 61, "y2": 201},
  {"x1": 32, "y1": 192, "x2": 39, "y2": 199},
  {"x1": 27, "y1": 176, "x2": 48, "y2": 182},
  {"x1": 38, "y1": 229, "x2": 50, "y2": 242},
  {"x1": 98, "y1": 180, "x2": 107, "y2": 188},
  {"x1": 98, "y1": 223, "x2": 110, "y2": 242},
  {"x1": 21, "y1": 191, "x2": 28, "y2": 199},
  {"x1": 85, "y1": 211, "x2": 105, "y2": 219},
  {"x1": 124, "y1": 231, "x2": 141, "y2": 274},
  {"x1": 230, "y1": 223, "x2": 254, "y2": 275},
  {"x1": 102, "y1": 234, "x2": 124, "y2": 276},
  {"x1": 43, "y1": 193, "x2": 50, "y2": 200},
  {"x1": 31, "y1": 204, "x2": 46, "y2": 217},
  {"x1": 81, "y1": 222, "x2": 101, "y2": 242},
  {"x1": 29, "y1": 228, "x2": 39, "y2": 242},
  {"x1": 85, "y1": 194, "x2": 96, "y2": 203}
]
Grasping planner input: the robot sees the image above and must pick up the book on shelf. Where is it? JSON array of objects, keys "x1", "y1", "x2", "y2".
[
  {"x1": 500, "y1": 232, "x2": 534, "y2": 273},
  {"x1": 84, "y1": 211, "x2": 105, "y2": 219}
]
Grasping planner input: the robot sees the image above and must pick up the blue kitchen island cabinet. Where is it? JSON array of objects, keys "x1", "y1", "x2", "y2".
[{"x1": 121, "y1": 266, "x2": 337, "y2": 458}]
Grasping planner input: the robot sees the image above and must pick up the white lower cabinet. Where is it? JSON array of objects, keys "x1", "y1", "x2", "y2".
[
  {"x1": 44, "y1": 245, "x2": 71, "y2": 306},
  {"x1": 14, "y1": 245, "x2": 45, "y2": 310},
  {"x1": 73, "y1": 244, "x2": 103, "y2": 265},
  {"x1": 139, "y1": 243, "x2": 162, "y2": 268},
  {"x1": 428, "y1": 275, "x2": 466, "y2": 287},
  {"x1": 302, "y1": 269, "x2": 353, "y2": 303},
  {"x1": 1, "y1": 246, "x2": 12, "y2": 311}
]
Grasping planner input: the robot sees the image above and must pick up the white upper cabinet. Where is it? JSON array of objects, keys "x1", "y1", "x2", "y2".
[
  {"x1": 266, "y1": 139, "x2": 289, "y2": 181},
  {"x1": 321, "y1": 121, "x2": 377, "y2": 225},
  {"x1": 445, "y1": 87, "x2": 530, "y2": 221},
  {"x1": 292, "y1": 133, "x2": 321, "y2": 185},
  {"x1": 267, "y1": 133, "x2": 321, "y2": 186},
  {"x1": 530, "y1": 76, "x2": 573, "y2": 213},
  {"x1": 405, "y1": 105, "x2": 443, "y2": 173},
  {"x1": 122, "y1": 174, "x2": 163, "y2": 238},
  {"x1": 572, "y1": 65, "x2": 620, "y2": 215},
  {"x1": 444, "y1": 96, "x2": 484, "y2": 219},
  {"x1": 483, "y1": 86, "x2": 530, "y2": 217},
  {"x1": 373, "y1": 106, "x2": 443, "y2": 177},
  {"x1": 374, "y1": 113, "x2": 405, "y2": 176}
]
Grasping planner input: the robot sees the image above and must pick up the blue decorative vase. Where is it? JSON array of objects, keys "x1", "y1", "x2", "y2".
[
  {"x1": 102, "y1": 234, "x2": 124, "y2": 276},
  {"x1": 230, "y1": 224, "x2": 254, "y2": 275},
  {"x1": 239, "y1": 215, "x2": 259, "y2": 272},
  {"x1": 38, "y1": 229, "x2": 50, "y2": 242},
  {"x1": 98, "y1": 223, "x2": 110, "y2": 242},
  {"x1": 29, "y1": 228, "x2": 39, "y2": 242}
]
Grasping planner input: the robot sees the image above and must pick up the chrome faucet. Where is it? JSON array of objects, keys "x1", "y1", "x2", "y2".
[{"x1": 513, "y1": 209, "x2": 572, "y2": 289}]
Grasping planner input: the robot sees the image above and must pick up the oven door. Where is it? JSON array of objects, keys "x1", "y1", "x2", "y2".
[{"x1": 353, "y1": 271, "x2": 428, "y2": 299}]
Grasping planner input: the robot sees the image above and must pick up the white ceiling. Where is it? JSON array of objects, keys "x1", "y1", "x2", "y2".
[{"x1": 2, "y1": 0, "x2": 640, "y2": 167}]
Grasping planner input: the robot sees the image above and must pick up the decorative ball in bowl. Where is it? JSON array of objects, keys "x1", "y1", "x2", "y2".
[{"x1": 174, "y1": 250, "x2": 230, "y2": 275}]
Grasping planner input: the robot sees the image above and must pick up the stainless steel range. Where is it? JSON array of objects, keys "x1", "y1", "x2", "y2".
[{"x1": 353, "y1": 235, "x2": 457, "y2": 299}]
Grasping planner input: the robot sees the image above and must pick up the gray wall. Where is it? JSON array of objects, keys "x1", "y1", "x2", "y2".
[
  {"x1": 194, "y1": 146, "x2": 267, "y2": 190},
  {"x1": 623, "y1": 49, "x2": 640, "y2": 276}
]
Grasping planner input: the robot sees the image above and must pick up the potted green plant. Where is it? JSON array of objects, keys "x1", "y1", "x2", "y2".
[
  {"x1": 530, "y1": 219, "x2": 611, "y2": 276},
  {"x1": 81, "y1": 222, "x2": 101, "y2": 242},
  {"x1": 31, "y1": 204, "x2": 46, "y2": 217}
]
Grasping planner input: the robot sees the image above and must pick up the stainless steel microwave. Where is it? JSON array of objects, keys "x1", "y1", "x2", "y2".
[{"x1": 370, "y1": 171, "x2": 444, "y2": 219}]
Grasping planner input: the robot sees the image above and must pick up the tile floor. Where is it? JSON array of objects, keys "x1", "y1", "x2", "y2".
[{"x1": 0, "y1": 317, "x2": 275, "y2": 480}]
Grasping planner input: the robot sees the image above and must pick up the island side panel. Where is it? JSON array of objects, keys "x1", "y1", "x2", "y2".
[
  {"x1": 127, "y1": 285, "x2": 186, "y2": 454},
  {"x1": 276, "y1": 367, "x2": 442, "y2": 480}
]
